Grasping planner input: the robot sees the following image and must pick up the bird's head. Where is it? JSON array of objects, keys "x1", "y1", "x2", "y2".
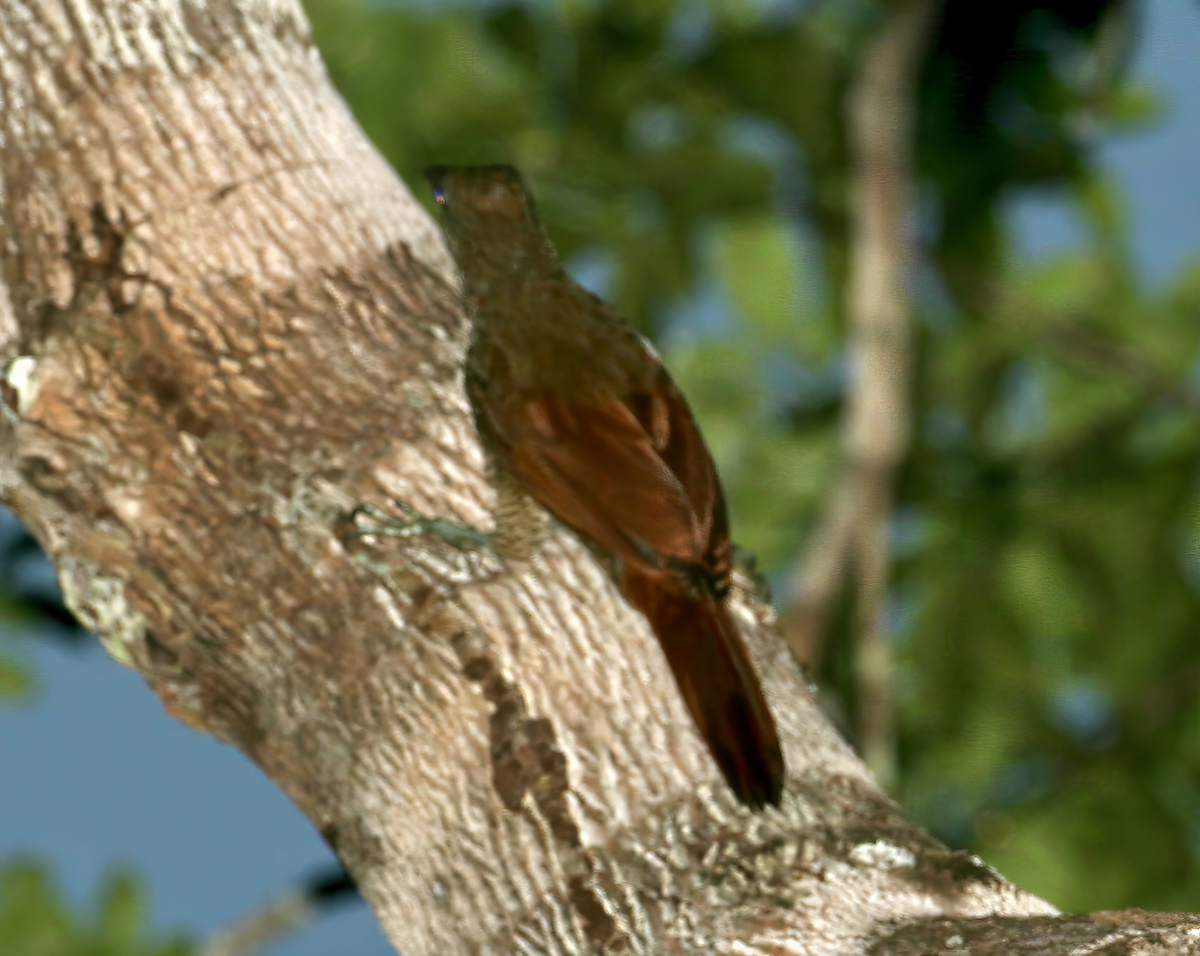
[{"x1": 424, "y1": 165, "x2": 554, "y2": 274}]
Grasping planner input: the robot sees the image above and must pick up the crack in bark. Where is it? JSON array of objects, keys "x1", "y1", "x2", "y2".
[{"x1": 420, "y1": 587, "x2": 632, "y2": 953}]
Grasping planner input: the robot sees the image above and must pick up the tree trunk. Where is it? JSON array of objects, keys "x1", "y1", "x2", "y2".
[{"x1": 0, "y1": 0, "x2": 1196, "y2": 952}]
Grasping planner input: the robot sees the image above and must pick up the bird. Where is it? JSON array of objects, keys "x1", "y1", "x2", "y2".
[{"x1": 425, "y1": 164, "x2": 784, "y2": 809}]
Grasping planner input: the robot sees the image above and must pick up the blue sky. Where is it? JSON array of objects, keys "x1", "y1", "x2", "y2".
[
  {"x1": 1013, "y1": 0, "x2": 1200, "y2": 283},
  {"x1": 1, "y1": 2, "x2": 1197, "y2": 953}
]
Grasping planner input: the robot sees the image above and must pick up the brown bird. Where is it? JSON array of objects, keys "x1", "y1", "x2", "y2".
[{"x1": 426, "y1": 164, "x2": 785, "y2": 808}]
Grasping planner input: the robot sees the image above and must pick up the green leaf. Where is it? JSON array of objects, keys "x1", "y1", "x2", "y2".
[
  {"x1": 0, "y1": 858, "x2": 193, "y2": 956},
  {"x1": 0, "y1": 650, "x2": 36, "y2": 707}
]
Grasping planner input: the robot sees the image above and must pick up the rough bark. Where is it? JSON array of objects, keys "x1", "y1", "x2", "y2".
[{"x1": 0, "y1": 0, "x2": 1195, "y2": 953}]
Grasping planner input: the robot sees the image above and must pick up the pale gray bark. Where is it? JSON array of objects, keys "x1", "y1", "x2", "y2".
[{"x1": 0, "y1": 0, "x2": 1195, "y2": 953}]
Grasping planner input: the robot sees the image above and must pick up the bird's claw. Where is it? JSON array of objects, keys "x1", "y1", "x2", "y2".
[{"x1": 344, "y1": 501, "x2": 495, "y2": 553}]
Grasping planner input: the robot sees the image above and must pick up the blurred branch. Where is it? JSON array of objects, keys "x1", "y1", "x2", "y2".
[
  {"x1": 196, "y1": 866, "x2": 359, "y2": 956},
  {"x1": 1033, "y1": 315, "x2": 1200, "y2": 409},
  {"x1": 781, "y1": 0, "x2": 941, "y2": 790},
  {"x1": 781, "y1": 481, "x2": 856, "y2": 669}
]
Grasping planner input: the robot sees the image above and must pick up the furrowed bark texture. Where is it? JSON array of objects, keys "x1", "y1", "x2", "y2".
[{"x1": 1, "y1": 0, "x2": 1195, "y2": 953}]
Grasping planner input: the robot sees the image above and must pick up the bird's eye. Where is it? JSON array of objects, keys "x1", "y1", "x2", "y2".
[{"x1": 433, "y1": 188, "x2": 446, "y2": 205}]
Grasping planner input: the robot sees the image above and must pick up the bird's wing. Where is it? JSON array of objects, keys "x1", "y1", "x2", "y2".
[
  {"x1": 499, "y1": 382, "x2": 719, "y2": 570},
  {"x1": 626, "y1": 375, "x2": 726, "y2": 563}
]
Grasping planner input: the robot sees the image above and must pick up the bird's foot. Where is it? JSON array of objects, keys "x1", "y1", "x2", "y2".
[
  {"x1": 344, "y1": 502, "x2": 495, "y2": 553},
  {"x1": 730, "y1": 543, "x2": 773, "y2": 605}
]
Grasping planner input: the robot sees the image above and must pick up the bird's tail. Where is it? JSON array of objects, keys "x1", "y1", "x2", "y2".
[{"x1": 622, "y1": 568, "x2": 785, "y2": 808}]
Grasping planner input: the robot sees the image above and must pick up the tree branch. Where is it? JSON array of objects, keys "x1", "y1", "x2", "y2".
[
  {"x1": 782, "y1": 0, "x2": 939, "y2": 791},
  {"x1": 198, "y1": 867, "x2": 358, "y2": 956}
]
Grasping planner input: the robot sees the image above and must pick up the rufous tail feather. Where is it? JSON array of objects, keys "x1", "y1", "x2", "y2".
[{"x1": 623, "y1": 568, "x2": 785, "y2": 808}]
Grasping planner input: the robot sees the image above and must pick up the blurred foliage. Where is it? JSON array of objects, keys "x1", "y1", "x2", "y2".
[
  {"x1": 302, "y1": 0, "x2": 1200, "y2": 912},
  {"x1": 0, "y1": 638, "x2": 32, "y2": 703},
  {"x1": 0, "y1": 509, "x2": 87, "y2": 708},
  {"x1": 0, "y1": 505, "x2": 169, "y2": 953},
  {"x1": 0, "y1": 859, "x2": 190, "y2": 956}
]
